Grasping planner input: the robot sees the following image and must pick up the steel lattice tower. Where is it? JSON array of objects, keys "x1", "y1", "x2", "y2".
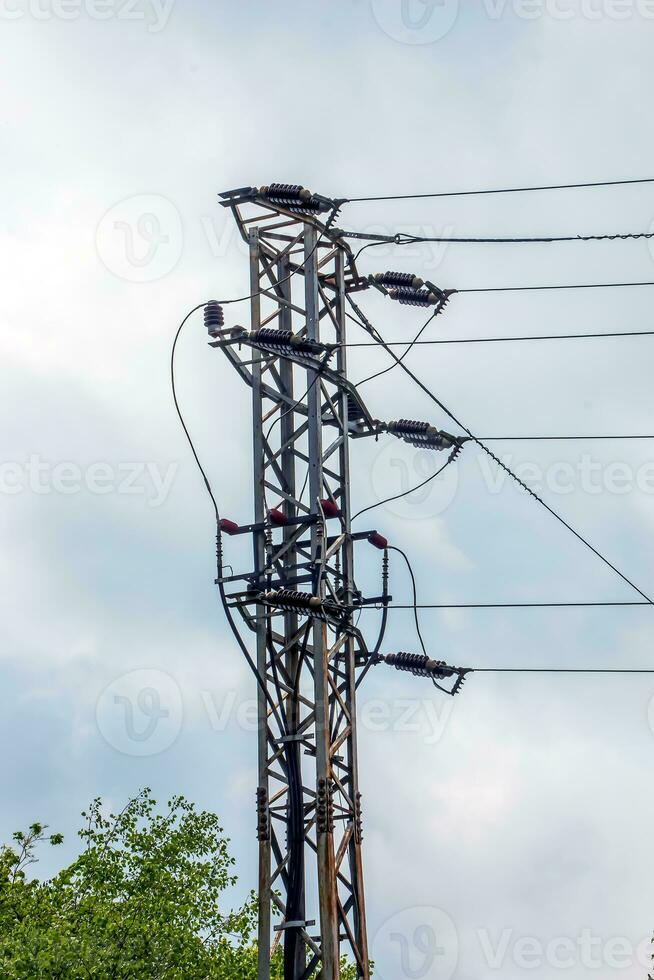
[{"x1": 212, "y1": 191, "x2": 375, "y2": 979}]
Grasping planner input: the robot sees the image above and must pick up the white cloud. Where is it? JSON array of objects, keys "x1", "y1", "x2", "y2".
[{"x1": 3, "y1": 5, "x2": 654, "y2": 978}]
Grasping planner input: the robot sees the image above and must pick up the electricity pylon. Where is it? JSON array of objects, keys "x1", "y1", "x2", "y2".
[
  {"x1": 212, "y1": 187, "x2": 374, "y2": 980},
  {"x1": 209, "y1": 184, "x2": 469, "y2": 980}
]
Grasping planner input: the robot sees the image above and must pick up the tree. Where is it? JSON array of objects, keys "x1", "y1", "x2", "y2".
[{"x1": 0, "y1": 789, "x2": 357, "y2": 979}]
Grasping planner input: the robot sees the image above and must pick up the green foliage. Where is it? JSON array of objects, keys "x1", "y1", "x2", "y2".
[{"x1": 0, "y1": 789, "x2": 359, "y2": 979}]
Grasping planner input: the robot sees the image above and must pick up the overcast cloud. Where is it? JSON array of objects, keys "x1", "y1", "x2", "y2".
[{"x1": 2, "y1": 3, "x2": 654, "y2": 978}]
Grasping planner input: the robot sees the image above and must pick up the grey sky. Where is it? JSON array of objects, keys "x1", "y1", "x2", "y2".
[{"x1": 2, "y1": 2, "x2": 654, "y2": 978}]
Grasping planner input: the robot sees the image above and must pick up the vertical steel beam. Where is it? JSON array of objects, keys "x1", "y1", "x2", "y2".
[
  {"x1": 305, "y1": 224, "x2": 339, "y2": 980},
  {"x1": 278, "y1": 253, "x2": 307, "y2": 980},
  {"x1": 334, "y1": 250, "x2": 370, "y2": 979},
  {"x1": 250, "y1": 228, "x2": 272, "y2": 980}
]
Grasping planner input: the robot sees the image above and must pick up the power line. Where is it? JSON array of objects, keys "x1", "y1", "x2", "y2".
[
  {"x1": 341, "y1": 229, "x2": 654, "y2": 246},
  {"x1": 343, "y1": 329, "x2": 654, "y2": 347},
  {"x1": 170, "y1": 304, "x2": 290, "y2": 737},
  {"x1": 346, "y1": 295, "x2": 654, "y2": 606},
  {"x1": 344, "y1": 176, "x2": 654, "y2": 204},
  {"x1": 460, "y1": 280, "x2": 654, "y2": 294},
  {"x1": 473, "y1": 667, "x2": 654, "y2": 674},
  {"x1": 351, "y1": 452, "x2": 457, "y2": 523},
  {"x1": 363, "y1": 601, "x2": 650, "y2": 610},
  {"x1": 193, "y1": 185, "x2": 654, "y2": 978},
  {"x1": 477, "y1": 435, "x2": 654, "y2": 442},
  {"x1": 346, "y1": 324, "x2": 654, "y2": 440},
  {"x1": 171, "y1": 304, "x2": 219, "y2": 520},
  {"x1": 356, "y1": 308, "x2": 437, "y2": 387}
]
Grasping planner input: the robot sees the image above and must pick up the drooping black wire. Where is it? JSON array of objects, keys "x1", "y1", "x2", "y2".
[
  {"x1": 204, "y1": 266, "x2": 308, "y2": 310},
  {"x1": 356, "y1": 308, "x2": 437, "y2": 388},
  {"x1": 344, "y1": 176, "x2": 654, "y2": 204},
  {"x1": 171, "y1": 305, "x2": 289, "y2": 734},
  {"x1": 353, "y1": 240, "x2": 395, "y2": 265},
  {"x1": 387, "y1": 546, "x2": 427, "y2": 659},
  {"x1": 171, "y1": 304, "x2": 221, "y2": 518},
  {"x1": 345, "y1": 295, "x2": 654, "y2": 606},
  {"x1": 351, "y1": 449, "x2": 458, "y2": 523}
]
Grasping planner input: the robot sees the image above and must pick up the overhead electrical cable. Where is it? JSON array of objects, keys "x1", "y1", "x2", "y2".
[
  {"x1": 343, "y1": 176, "x2": 654, "y2": 203},
  {"x1": 473, "y1": 667, "x2": 654, "y2": 674},
  {"x1": 171, "y1": 304, "x2": 290, "y2": 734},
  {"x1": 351, "y1": 451, "x2": 458, "y2": 523},
  {"x1": 387, "y1": 545, "x2": 427, "y2": 660},
  {"x1": 458, "y1": 280, "x2": 654, "y2": 294},
  {"x1": 363, "y1": 601, "x2": 650, "y2": 610},
  {"x1": 345, "y1": 295, "x2": 654, "y2": 606},
  {"x1": 342, "y1": 328, "x2": 654, "y2": 347},
  {"x1": 341, "y1": 229, "x2": 654, "y2": 247},
  {"x1": 476, "y1": 435, "x2": 654, "y2": 442},
  {"x1": 356, "y1": 308, "x2": 438, "y2": 387}
]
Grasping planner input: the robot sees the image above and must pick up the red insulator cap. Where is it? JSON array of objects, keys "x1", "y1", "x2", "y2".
[
  {"x1": 219, "y1": 518, "x2": 240, "y2": 536},
  {"x1": 368, "y1": 531, "x2": 388, "y2": 550},
  {"x1": 268, "y1": 508, "x2": 289, "y2": 527},
  {"x1": 320, "y1": 498, "x2": 341, "y2": 519}
]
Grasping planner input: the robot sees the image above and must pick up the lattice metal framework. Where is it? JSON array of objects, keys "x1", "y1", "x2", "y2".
[{"x1": 212, "y1": 194, "x2": 375, "y2": 980}]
